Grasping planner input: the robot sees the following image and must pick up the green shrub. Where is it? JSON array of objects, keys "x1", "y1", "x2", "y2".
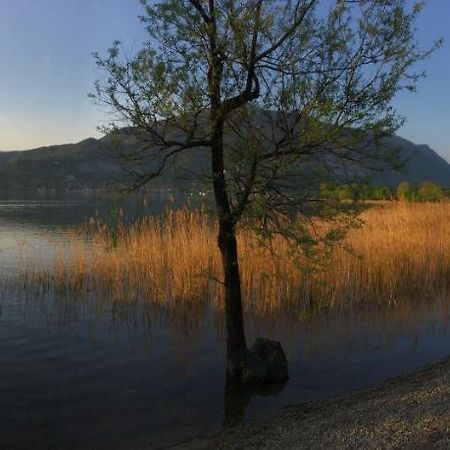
[
  {"x1": 396, "y1": 181, "x2": 415, "y2": 201},
  {"x1": 417, "y1": 181, "x2": 443, "y2": 202}
]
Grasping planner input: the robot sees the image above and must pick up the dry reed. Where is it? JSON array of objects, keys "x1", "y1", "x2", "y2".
[{"x1": 18, "y1": 202, "x2": 450, "y2": 314}]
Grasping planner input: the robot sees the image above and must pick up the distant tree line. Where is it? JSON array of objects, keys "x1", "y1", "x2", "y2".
[{"x1": 321, "y1": 181, "x2": 447, "y2": 202}]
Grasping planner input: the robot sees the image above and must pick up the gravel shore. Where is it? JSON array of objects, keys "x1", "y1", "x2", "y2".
[{"x1": 178, "y1": 357, "x2": 450, "y2": 449}]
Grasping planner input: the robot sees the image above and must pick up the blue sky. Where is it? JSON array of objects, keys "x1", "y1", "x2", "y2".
[{"x1": 0, "y1": 0, "x2": 449, "y2": 160}]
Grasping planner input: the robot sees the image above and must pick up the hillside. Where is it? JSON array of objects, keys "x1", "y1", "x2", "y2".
[
  {"x1": 369, "y1": 136, "x2": 450, "y2": 187},
  {"x1": 0, "y1": 137, "x2": 123, "y2": 192},
  {"x1": 0, "y1": 133, "x2": 449, "y2": 192}
]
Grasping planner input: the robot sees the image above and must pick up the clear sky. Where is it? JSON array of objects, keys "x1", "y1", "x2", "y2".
[{"x1": 0, "y1": 1, "x2": 449, "y2": 160}]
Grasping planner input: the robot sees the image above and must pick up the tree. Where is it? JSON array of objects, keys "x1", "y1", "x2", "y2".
[
  {"x1": 336, "y1": 184, "x2": 355, "y2": 201},
  {"x1": 396, "y1": 181, "x2": 415, "y2": 201},
  {"x1": 417, "y1": 181, "x2": 443, "y2": 202},
  {"x1": 92, "y1": 0, "x2": 437, "y2": 382},
  {"x1": 372, "y1": 186, "x2": 393, "y2": 201}
]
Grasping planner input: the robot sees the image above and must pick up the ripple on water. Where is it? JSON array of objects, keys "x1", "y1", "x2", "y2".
[{"x1": 2, "y1": 197, "x2": 450, "y2": 448}]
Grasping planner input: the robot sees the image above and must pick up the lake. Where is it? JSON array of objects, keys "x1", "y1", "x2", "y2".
[{"x1": 1, "y1": 192, "x2": 450, "y2": 449}]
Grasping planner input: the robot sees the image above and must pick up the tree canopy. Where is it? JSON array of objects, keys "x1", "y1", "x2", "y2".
[
  {"x1": 92, "y1": 0, "x2": 438, "y2": 381},
  {"x1": 93, "y1": 0, "x2": 437, "y2": 224}
]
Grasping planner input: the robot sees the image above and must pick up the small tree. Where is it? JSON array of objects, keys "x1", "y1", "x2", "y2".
[
  {"x1": 396, "y1": 181, "x2": 415, "y2": 201},
  {"x1": 336, "y1": 184, "x2": 355, "y2": 201},
  {"x1": 417, "y1": 181, "x2": 443, "y2": 202},
  {"x1": 92, "y1": 0, "x2": 437, "y2": 382}
]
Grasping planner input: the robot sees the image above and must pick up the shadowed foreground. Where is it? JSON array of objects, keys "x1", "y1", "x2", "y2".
[{"x1": 179, "y1": 358, "x2": 450, "y2": 449}]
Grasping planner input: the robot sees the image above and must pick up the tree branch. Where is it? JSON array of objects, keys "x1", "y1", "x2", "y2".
[{"x1": 189, "y1": 0, "x2": 211, "y2": 23}]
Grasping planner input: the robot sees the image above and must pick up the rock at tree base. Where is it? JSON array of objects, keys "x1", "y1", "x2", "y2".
[{"x1": 243, "y1": 337, "x2": 289, "y2": 383}]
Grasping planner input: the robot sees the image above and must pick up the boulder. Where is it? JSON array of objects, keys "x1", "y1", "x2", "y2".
[
  {"x1": 244, "y1": 350, "x2": 269, "y2": 382},
  {"x1": 243, "y1": 337, "x2": 289, "y2": 383}
]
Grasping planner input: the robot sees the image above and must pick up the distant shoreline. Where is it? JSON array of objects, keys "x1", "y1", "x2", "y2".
[{"x1": 0, "y1": 187, "x2": 178, "y2": 196}]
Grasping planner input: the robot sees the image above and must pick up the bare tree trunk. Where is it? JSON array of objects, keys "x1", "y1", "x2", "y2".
[{"x1": 211, "y1": 117, "x2": 247, "y2": 380}]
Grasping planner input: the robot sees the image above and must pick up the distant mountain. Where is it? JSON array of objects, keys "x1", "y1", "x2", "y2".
[
  {"x1": 0, "y1": 137, "x2": 123, "y2": 192},
  {"x1": 369, "y1": 136, "x2": 450, "y2": 187},
  {"x1": 0, "y1": 132, "x2": 449, "y2": 192}
]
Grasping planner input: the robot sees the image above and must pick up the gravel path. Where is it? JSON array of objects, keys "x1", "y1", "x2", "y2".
[{"x1": 178, "y1": 358, "x2": 450, "y2": 449}]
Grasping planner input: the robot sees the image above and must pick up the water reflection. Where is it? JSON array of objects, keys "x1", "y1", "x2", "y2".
[
  {"x1": 2, "y1": 194, "x2": 450, "y2": 448},
  {"x1": 223, "y1": 379, "x2": 287, "y2": 427},
  {"x1": 3, "y1": 280, "x2": 450, "y2": 447}
]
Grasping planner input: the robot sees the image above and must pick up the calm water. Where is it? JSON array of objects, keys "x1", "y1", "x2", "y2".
[{"x1": 1, "y1": 193, "x2": 450, "y2": 449}]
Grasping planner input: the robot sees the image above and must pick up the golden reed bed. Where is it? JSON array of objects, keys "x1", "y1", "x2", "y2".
[{"x1": 19, "y1": 202, "x2": 450, "y2": 313}]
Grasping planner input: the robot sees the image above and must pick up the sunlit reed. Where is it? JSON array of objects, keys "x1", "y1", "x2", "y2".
[{"x1": 17, "y1": 202, "x2": 450, "y2": 315}]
